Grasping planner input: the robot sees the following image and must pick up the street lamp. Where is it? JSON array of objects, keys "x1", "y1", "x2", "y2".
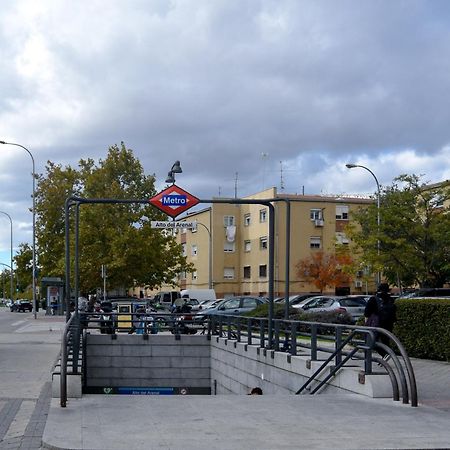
[
  {"x1": 346, "y1": 163, "x2": 381, "y2": 286},
  {"x1": 165, "y1": 161, "x2": 182, "y2": 184},
  {"x1": 0, "y1": 141, "x2": 37, "y2": 318},
  {"x1": 194, "y1": 222, "x2": 213, "y2": 289},
  {"x1": 0, "y1": 211, "x2": 13, "y2": 302}
]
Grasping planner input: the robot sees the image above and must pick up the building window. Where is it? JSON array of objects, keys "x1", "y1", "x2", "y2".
[
  {"x1": 259, "y1": 264, "x2": 267, "y2": 278},
  {"x1": 244, "y1": 213, "x2": 251, "y2": 226},
  {"x1": 191, "y1": 244, "x2": 198, "y2": 256},
  {"x1": 182, "y1": 243, "x2": 187, "y2": 257},
  {"x1": 244, "y1": 240, "x2": 251, "y2": 252},
  {"x1": 224, "y1": 267, "x2": 235, "y2": 279},
  {"x1": 180, "y1": 270, "x2": 186, "y2": 280},
  {"x1": 191, "y1": 222, "x2": 197, "y2": 233},
  {"x1": 310, "y1": 236, "x2": 321, "y2": 249},
  {"x1": 224, "y1": 241, "x2": 235, "y2": 252},
  {"x1": 192, "y1": 271, "x2": 197, "y2": 280},
  {"x1": 224, "y1": 215, "x2": 235, "y2": 227},
  {"x1": 310, "y1": 208, "x2": 323, "y2": 220},
  {"x1": 336, "y1": 205, "x2": 349, "y2": 220},
  {"x1": 243, "y1": 266, "x2": 251, "y2": 279},
  {"x1": 260, "y1": 236, "x2": 268, "y2": 250},
  {"x1": 259, "y1": 209, "x2": 267, "y2": 223}
]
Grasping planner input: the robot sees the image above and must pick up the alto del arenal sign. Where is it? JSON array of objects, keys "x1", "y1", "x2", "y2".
[{"x1": 149, "y1": 184, "x2": 200, "y2": 218}]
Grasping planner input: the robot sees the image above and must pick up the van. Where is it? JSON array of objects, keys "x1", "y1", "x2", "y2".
[
  {"x1": 180, "y1": 289, "x2": 216, "y2": 302},
  {"x1": 152, "y1": 291, "x2": 181, "y2": 307}
]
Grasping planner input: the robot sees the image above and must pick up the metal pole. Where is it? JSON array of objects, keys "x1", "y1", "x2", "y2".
[
  {"x1": 64, "y1": 198, "x2": 71, "y2": 322},
  {"x1": 0, "y1": 211, "x2": 14, "y2": 302},
  {"x1": 0, "y1": 141, "x2": 37, "y2": 318},
  {"x1": 196, "y1": 222, "x2": 212, "y2": 289},
  {"x1": 268, "y1": 203, "x2": 275, "y2": 348},
  {"x1": 282, "y1": 200, "x2": 291, "y2": 320},
  {"x1": 346, "y1": 164, "x2": 381, "y2": 286},
  {"x1": 75, "y1": 203, "x2": 80, "y2": 311}
]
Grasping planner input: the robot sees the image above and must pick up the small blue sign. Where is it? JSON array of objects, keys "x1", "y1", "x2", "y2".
[{"x1": 117, "y1": 387, "x2": 174, "y2": 395}]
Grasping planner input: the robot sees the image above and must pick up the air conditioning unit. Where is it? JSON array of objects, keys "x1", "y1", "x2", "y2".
[
  {"x1": 314, "y1": 219, "x2": 324, "y2": 227},
  {"x1": 355, "y1": 280, "x2": 363, "y2": 288}
]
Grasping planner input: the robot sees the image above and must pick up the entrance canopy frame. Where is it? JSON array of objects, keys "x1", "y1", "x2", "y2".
[{"x1": 64, "y1": 196, "x2": 295, "y2": 347}]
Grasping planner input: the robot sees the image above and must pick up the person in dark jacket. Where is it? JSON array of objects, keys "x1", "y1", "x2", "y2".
[
  {"x1": 376, "y1": 283, "x2": 397, "y2": 360},
  {"x1": 364, "y1": 296, "x2": 380, "y2": 327}
]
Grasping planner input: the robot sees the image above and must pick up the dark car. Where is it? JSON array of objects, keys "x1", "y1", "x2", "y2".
[
  {"x1": 11, "y1": 300, "x2": 33, "y2": 312},
  {"x1": 397, "y1": 288, "x2": 450, "y2": 299}
]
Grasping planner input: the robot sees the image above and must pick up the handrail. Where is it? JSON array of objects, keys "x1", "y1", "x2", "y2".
[
  {"x1": 60, "y1": 312, "x2": 77, "y2": 407},
  {"x1": 208, "y1": 314, "x2": 418, "y2": 407}
]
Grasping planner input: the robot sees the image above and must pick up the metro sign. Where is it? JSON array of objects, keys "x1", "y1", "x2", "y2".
[{"x1": 149, "y1": 184, "x2": 200, "y2": 218}]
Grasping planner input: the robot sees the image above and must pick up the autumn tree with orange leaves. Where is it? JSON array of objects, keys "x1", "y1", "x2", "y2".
[{"x1": 295, "y1": 250, "x2": 355, "y2": 293}]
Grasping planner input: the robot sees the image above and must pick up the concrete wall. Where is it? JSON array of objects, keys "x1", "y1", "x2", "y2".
[
  {"x1": 210, "y1": 336, "x2": 392, "y2": 398},
  {"x1": 85, "y1": 334, "x2": 210, "y2": 389},
  {"x1": 84, "y1": 334, "x2": 391, "y2": 399}
]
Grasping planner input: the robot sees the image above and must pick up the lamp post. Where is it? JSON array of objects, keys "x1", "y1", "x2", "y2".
[
  {"x1": 0, "y1": 141, "x2": 37, "y2": 318},
  {"x1": 165, "y1": 161, "x2": 182, "y2": 184},
  {"x1": 0, "y1": 211, "x2": 13, "y2": 302},
  {"x1": 346, "y1": 163, "x2": 381, "y2": 286},
  {"x1": 194, "y1": 222, "x2": 213, "y2": 289}
]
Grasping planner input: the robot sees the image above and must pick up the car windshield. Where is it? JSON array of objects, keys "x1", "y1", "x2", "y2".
[
  {"x1": 222, "y1": 299, "x2": 240, "y2": 309},
  {"x1": 339, "y1": 298, "x2": 366, "y2": 307}
]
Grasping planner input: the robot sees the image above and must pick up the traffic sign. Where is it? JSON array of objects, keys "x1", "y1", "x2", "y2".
[{"x1": 149, "y1": 185, "x2": 200, "y2": 218}]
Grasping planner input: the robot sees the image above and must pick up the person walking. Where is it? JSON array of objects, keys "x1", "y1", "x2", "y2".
[
  {"x1": 364, "y1": 296, "x2": 380, "y2": 327},
  {"x1": 376, "y1": 283, "x2": 397, "y2": 361}
]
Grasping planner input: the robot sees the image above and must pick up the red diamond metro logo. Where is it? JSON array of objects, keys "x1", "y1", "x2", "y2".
[{"x1": 149, "y1": 184, "x2": 200, "y2": 218}]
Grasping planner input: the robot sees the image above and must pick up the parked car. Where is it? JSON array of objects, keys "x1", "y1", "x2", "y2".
[
  {"x1": 195, "y1": 296, "x2": 267, "y2": 322},
  {"x1": 198, "y1": 299, "x2": 224, "y2": 310},
  {"x1": 300, "y1": 295, "x2": 367, "y2": 323},
  {"x1": 397, "y1": 288, "x2": 450, "y2": 299},
  {"x1": 274, "y1": 293, "x2": 319, "y2": 306},
  {"x1": 11, "y1": 300, "x2": 33, "y2": 312}
]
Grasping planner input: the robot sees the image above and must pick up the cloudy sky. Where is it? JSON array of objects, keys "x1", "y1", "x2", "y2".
[{"x1": 1, "y1": 0, "x2": 450, "y2": 268}]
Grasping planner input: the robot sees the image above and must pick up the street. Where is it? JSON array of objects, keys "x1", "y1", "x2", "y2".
[{"x1": 0, "y1": 308, "x2": 64, "y2": 449}]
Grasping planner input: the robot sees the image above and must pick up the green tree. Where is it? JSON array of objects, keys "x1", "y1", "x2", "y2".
[
  {"x1": 349, "y1": 175, "x2": 450, "y2": 288},
  {"x1": 13, "y1": 243, "x2": 33, "y2": 298},
  {"x1": 35, "y1": 142, "x2": 193, "y2": 294}
]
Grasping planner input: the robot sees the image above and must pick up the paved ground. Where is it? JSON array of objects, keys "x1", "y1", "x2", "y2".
[
  {"x1": 43, "y1": 394, "x2": 450, "y2": 450},
  {"x1": 1, "y1": 310, "x2": 449, "y2": 449},
  {"x1": 0, "y1": 309, "x2": 65, "y2": 450}
]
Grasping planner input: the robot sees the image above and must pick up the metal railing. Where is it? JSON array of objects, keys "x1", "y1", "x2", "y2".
[
  {"x1": 207, "y1": 315, "x2": 418, "y2": 407},
  {"x1": 59, "y1": 312, "x2": 418, "y2": 407},
  {"x1": 60, "y1": 312, "x2": 82, "y2": 407}
]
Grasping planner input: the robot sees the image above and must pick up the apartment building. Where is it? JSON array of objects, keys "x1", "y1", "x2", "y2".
[{"x1": 175, "y1": 187, "x2": 374, "y2": 298}]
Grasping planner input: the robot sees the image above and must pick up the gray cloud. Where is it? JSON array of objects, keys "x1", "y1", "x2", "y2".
[{"x1": 1, "y1": 0, "x2": 450, "y2": 259}]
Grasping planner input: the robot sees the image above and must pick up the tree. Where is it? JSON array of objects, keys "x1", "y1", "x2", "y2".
[
  {"x1": 35, "y1": 142, "x2": 193, "y2": 294},
  {"x1": 295, "y1": 250, "x2": 354, "y2": 293},
  {"x1": 349, "y1": 174, "x2": 450, "y2": 288},
  {"x1": 13, "y1": 243, "x2": 33, "y2": 298}
]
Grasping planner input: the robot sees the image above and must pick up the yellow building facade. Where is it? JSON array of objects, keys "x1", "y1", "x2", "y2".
[{"x1": 174, "y1": 187, "x2": 374, "y2": 298}]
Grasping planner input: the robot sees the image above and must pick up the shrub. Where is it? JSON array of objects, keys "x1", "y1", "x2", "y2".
[{"x1": 394, "y1": 298, "x2": 450, "y2": 361}]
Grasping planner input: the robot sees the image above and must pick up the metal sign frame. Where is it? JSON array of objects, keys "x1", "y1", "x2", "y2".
[{"x1": 64, "y1": 196, "x2": 295, "y2": 348}]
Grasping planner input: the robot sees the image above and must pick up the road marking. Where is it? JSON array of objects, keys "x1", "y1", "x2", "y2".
[
  {"x1": 3, "y1": 399, "x2": 35, "y2": 440},
  {"x1": 10, "y1": 320, "x2": 26, "y2": 327}
]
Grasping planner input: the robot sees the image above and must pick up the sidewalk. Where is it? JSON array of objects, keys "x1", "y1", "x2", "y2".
[{"x1": 42, "y1": 355, "x2": 450, "y2": 450}]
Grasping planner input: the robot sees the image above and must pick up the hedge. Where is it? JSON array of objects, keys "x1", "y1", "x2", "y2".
[
  {"x1": 394, "y1": 298, "x2": 450, "y2": 362},
  {"x1": 245, "y1": 299, "x2": 450, "y2": 361}
]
